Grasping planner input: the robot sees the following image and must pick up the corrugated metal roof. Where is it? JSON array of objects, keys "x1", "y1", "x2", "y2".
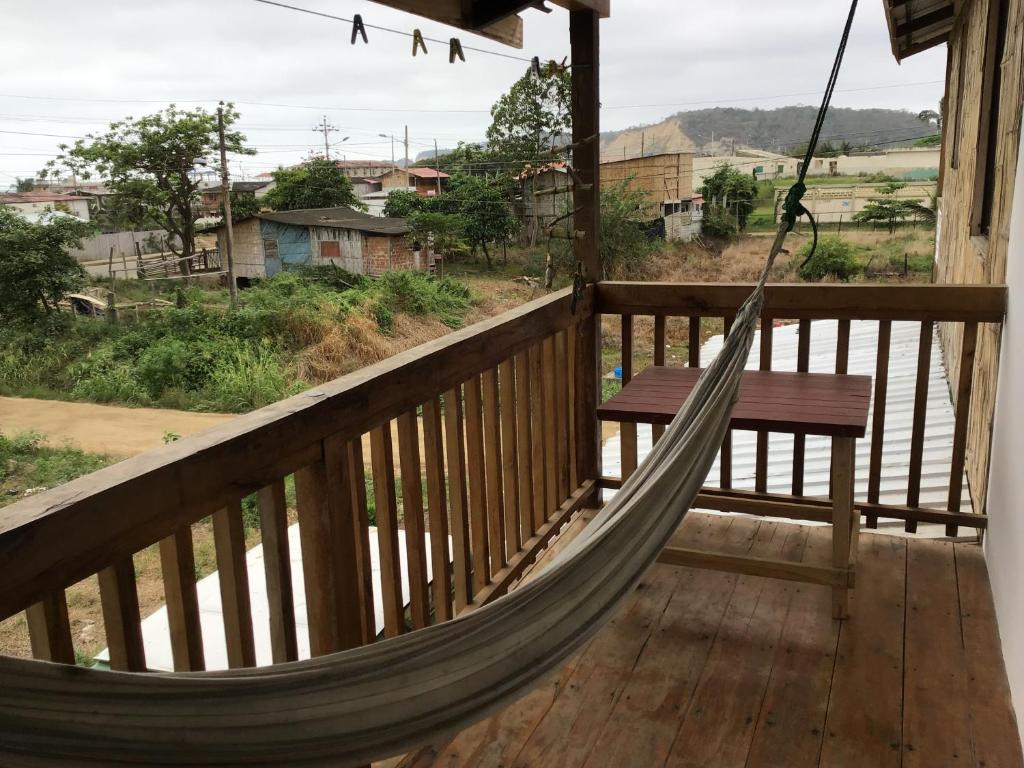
[
  {"x1": 883, "y1": 0, "x2": 954, "y2": 61},
  {"x1": 602, "y1": 319, "x2": 971, "y2": 531},
  {"x1": 256, "y1": 207, "x2": 410, "y2": 235}
]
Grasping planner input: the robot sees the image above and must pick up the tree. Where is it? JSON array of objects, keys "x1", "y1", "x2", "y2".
[
  {"x1": 596, "y1": 180, "x2": 659, "y2": 279},
  {"x1": 383, "y1": 189, "x2": 427, "y2": 218},
  {"x1": 853, "y1": 182, "x2": 935, "y2": 233},
  {"x1": 219, "y1": 191, "x2": 261, "y2": 224},
  {"x1": 15, "y1": 177, "x2": 35, "y2": 192},
  {"x1": 43, "y1": 104, "x2": 251, "y2": 275},
  {"x1": 486, "y1": 67, "x2": 572, "y2": 162},
  {"x1": 0, "y1": 206, "x2": 93, "y2": 324},
  {"x1": 407, "y1": 211, "x2": 468, "y2": 261},
  {"x1": 918, "y1": 108, "x2": 942, "y2": 134},
  {"x1": 699, "y1": 164, "x2": 759, "y2": 230},
  {"x1": 261, "y1": 159, "x2": 366, "y2": 212},
  {"x1": 445, "y1": 174, "x2": 518, "y2": 267}
]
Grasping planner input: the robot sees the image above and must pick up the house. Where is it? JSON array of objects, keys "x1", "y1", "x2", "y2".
[
  {"x1": 379, "y1": 166, "x2": 450, "y2": 196},
  {"x1": 518, "y1": 162, "x2": 571, "y2": 244},
  {"x1": 333, "y1": 159, "x2": 394, "y2": 179},
  {"x1": 9, "y1": 2, "x2": 1024, "y2": 766},
  {"x1": 214, "y1": 206, "x2": 427, "y2": 279},
  {"x1": 772, "y1": 180, "x2": 937, "y2": 224},
  {"x1": 352, "y1": 177, "x2": 383, "y2": 198},
  {"x1": 197, "y1": 181, "x2": 271, "y2": 215},
  {"x1": 0, "y1": 191, "x2": 91, "y2": 222},
  {"x1": 693, "y1": 149, "x2": 799, "y2": 188},
  {"x1": 600, "y1": 151, "x2": 695, "y2": 217},
  {"x1": 835, "y1": 146, "x2": 940, "y2": 179}
]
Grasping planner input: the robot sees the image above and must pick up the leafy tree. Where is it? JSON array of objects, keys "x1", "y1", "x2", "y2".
[
  {"x1": 261, "y1": 159, "x2": 366, "y2": 212},
  {"x1": 486, "y1": 67, "x2": 572, "y2": 163},
  {"x1": 419, "y1": 141, "x2": 508, "y2": 176},
  {"x1": 219, "y1": 191, "x2": 261, "y2": 224},
  {"x1": 43, "y1": 104, "x2": 250, "y2": 275},
  {"x1": 383, "y1": 189, "x2": 427, "y2": 218},
  {"x1": 15, "y1": 177, "x2": 35, "y2": 192},
  {"x1": 0, "y1": 206, "x2": 94, "y2": 324},
  {"x1": 699, "y1": 164, "x2": 759, "y2": 230},
  {"x1": 853, "y1": 182, "x2": 935, "y2": 233},
  {"x1": 445, "y1": 174, "x2": 518, "y2": 267},
  {"x1": 918, "y1": 108, "x2": 942, "y2": 133},
  {"x1": 91, "y1": 180, "x2": 163, "y2": 233},
  {"x1": 797, "y1": 236, "x2": 859, "y2": 281},
  {"x1": 407, "y1": 211, "x2": 468, "y2": 261},
  {"x1": 596, "y1": 180, "x2": 659, "y2": 279}
]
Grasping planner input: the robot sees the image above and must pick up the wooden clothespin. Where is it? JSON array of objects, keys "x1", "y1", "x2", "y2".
[
  {"x1": 351, "y1": 14, "x2": 368, "y2": 45},
  {"x1": 412, "y1": 29, "x2": 427, "y2": 56},
  {"x1": 531, "y1": 56, "x2": 541, "y2": 79},
  {"x1": 544, "y1": 56, "x2": 568, "y2": 77},
  {"x1": 449, "y1": 37, "x2": 465, "y2": 63}
]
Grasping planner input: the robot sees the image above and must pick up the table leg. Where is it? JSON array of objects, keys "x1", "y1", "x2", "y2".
[{"x1": 831, "y1": 436, "x2": 855, "y2": 619}]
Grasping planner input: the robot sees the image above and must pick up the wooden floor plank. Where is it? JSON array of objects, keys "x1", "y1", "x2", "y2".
[
  {"x1": 663, "y1": 520, "x2": 809, "y2": 768},
  {"x1": 582, "y1": 514, "x2": 752, "y2": 768},
  {"x1": 745, "y1": 526, "x2": 841, "y2": 768},
  {"x1": 954, "y1": 543, "x2": 1024, "y2": 768},
  {"x1": 819, "y1": 533, "x2": 906, "y2": 768},
  {"x1": 903, "y1": 538, "x2": 974, "y2": 766}
]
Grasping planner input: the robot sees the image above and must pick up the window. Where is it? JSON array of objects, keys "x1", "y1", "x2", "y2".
[
  {"x1": 971, "y1": 0, "x2": 1009, "y2": 237},
  {"x1": 320, "y1": 240, "x2": 341, "y2": 259},
  {"x1": 263, "y1": 239, "x2": 279, "y2": 260}
]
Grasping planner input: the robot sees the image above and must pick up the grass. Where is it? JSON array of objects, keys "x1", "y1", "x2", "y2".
[{"x1": 0, "y1": 431, "x2": 114, "y2": 508}]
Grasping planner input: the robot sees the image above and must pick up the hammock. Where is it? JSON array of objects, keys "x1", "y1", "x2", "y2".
[{"x1": 0, "y1": 4, "x2": 857, "y2": 763}]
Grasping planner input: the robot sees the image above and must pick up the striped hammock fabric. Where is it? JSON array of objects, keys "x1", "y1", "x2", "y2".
[{"x1": 0, "y1": 238, "x2": 784, "y2": 768}]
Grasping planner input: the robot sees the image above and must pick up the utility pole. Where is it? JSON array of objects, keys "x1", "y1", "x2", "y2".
[
  {"x1": 314, "y1": 115, "x2": 338, "y2": 160},
  {"x1": 404, "y1": 124, "x2": 409, "y2": 170},
  {"x1": 640, "y1": 131, "x2": 645, "y2": 158},
  {"x1": 434, "y1": 139, "x2": 442, "y2": 195},
  {"x1": 217, "y1": 102, "x2": 238, "y2": 307}
]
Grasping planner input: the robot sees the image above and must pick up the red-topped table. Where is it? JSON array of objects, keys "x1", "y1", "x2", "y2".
[{"x1": 598, "y1": 365, "x2": 872, "y2": 619}]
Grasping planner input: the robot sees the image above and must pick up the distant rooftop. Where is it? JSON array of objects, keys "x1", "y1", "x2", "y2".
[
  {"x1": 383, "y1": 167, "x2": 450, "y2": 180},
  {"x1": 254, "y1": 206, "x2": 410, "y2": 235},
  {"x1": 0, "y1": 191, "x2": 85, "y2": 204}
]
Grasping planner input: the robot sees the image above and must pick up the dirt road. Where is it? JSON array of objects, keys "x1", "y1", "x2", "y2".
[{"x1": 0, "y1": 396, "x2": 233, "y2": 456}]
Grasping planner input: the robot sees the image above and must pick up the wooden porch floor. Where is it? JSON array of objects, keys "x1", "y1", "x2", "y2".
[{"x1": 422, "y1": 512, "x2": 1023, "y2": 768}]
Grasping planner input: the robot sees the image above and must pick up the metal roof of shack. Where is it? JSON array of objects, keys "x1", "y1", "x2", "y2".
[{"x1": 256, "y1": 207, "x2": 411, "y2": 235}]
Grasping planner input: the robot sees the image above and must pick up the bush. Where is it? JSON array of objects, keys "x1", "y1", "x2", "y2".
[
  {"x1": 200, "y1": 343, "x2": 291, "y2": 412},
  {"x1": 701, "y1": 207, "x2": 739, "y2": 239},
  {"x1": 797, "y1": 236, "x2": 860, "y2": 281}
]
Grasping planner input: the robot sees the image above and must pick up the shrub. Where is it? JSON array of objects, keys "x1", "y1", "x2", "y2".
[
  {"x1": 701, "y1": 207, "x2": 739, "y2": 239},
  {"x1": 201, "y1": 343, "x2": 290, "y2": 412},
  {"x1": 797, "y1": 236, "x2": 860, "y2": 281}
]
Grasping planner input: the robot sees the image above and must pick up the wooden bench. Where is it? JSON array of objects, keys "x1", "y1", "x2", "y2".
[{"x1": 598, "y1": 366, "x2": 872, "y2": 618}]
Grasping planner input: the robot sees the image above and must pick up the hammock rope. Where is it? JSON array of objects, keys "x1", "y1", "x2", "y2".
[{"x1": 0, "y1": 4, "x2": 857, "y2": 765}]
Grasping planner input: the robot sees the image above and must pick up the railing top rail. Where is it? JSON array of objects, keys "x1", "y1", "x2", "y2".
[
  {"x1": 0, "y1": 287, "x2": 589, "y2": 619},
  {"x1": 596, "y1": 282, "x2": 1008, "y2": 322}
]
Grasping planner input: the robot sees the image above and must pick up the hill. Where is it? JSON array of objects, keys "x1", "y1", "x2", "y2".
[{"x1": 601, "y1": 106, "x2": 936, "y2": 158}]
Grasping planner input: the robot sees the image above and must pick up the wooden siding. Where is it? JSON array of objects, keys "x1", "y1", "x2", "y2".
[
  {"x1": 309, "y1": 226, "x2": 364, "y2": 273},
  {"x1": 217, "y1": 218, "x2": 265, "y2": 279},
  {"x1": 600, "y1": 152, "x2": 694, "y2": 209},
  {"x1": 935, "y1": 0, "x2": 1024, "y2": 514}
]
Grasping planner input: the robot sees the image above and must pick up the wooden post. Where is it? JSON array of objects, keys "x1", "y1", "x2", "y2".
[
  {"x1": 217, "y1": 101, "x2": 238, "y2": 306},
  {"x1": 570, "y1": 9, "x2": 601, "y2": 505}
]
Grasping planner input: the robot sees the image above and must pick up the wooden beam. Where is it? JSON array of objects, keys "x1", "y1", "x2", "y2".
[
  {"x1": 894, "y1": 5, "x2": 954, "y2": 38},
  {"x1": 657, "y1": 547, "x2": 853, "y2": 588},
  {"x1": 367, "y1": 0, "x2": 524, "y2": 47}
]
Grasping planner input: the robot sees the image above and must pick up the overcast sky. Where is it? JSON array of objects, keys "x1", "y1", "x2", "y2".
[{"x1": 0, "y1": 0, "x2": 946, "y2": 184}]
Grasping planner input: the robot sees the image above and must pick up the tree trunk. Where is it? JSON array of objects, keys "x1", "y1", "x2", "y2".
[{"x1": 482, "y1": 242, "x2": 492, "y2": 269}]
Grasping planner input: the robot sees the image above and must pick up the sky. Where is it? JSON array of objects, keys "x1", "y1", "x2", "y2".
[{"x1": 0, "y1": 0, "x2": 946, "y2": 186}]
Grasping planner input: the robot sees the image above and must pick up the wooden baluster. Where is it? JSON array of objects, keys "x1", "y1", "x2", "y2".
[
  {"x1": 26, "y1": 591, "x2": 74, "y2": 665},
  {"x1": 688, "y1": 315, "x2": 701, "y2": 367},
  {"x1": 906, "y1": 320, "x2": 933, "y2": 534},
  {"x1": 443, "y1": 387, "x2": 472, "y2": 610},
  {"x1": 866, "y1": 320, "x2": 892, "y2": 529},
  {"x1": 652, "y1": 315, "x2": 666, "y2": 444},
  {"x1": 792, "y1": 319, "x2": 812, "y2": 496},
  {"x1": 498, "y1": 359, "x2": 521, "y2": 558},
  {"x1": 422, "y1": 397, "x2": 452, "y2": 623},
  {"x1": 294, "y1": 459, "x2": 340, "y2": 654},
  {"x1": 567, "y1": 325, "x2": 579, "y2": 489},
  {"x1": 370, "y1": 423, "x2": 405, "y2": 637},
  {"x1": 620, "y1": 314, "x2": 638, "y2": 480},
  {"x1": 946, "y1": 322, "x2": 978, "y2": 537},
  {"x1": 720, "y1": 315, "x2": 734, "y2": 489},
  {"x1": 159, "y1": 527, "x2": 205, "y2": 671},
  {"x1": 98, "y1": 557, "x2": 146, "y2": 671},
  {"x1": 555, "y1": 331, "x2": 571, "y2": 501},
  {"x1": 212, "y1": 500, "x2": 256, "y2": 668},
  {"x1": 529, "y1": 344, "x2": 548, "y2": 528},
  {"x1": 755, "y1": 313, "x2": 773, "y2": 493},
  {"x1": 256, "y1": 479, "x2": 299, "y2": 662},
  {"x1": 463, "y1": 374, "x2": 490, "y2": 592},
  {"x1": 346, "y1": 439, "x2": 376, "y2": 642},
  {"x1": 828, "y1": 318, "x2": 853, "y2": 500},
  {"x1": 397, "y1": 411, "x2": 430, "y2": 630},
  {"x1": 324, "y1": 435, "x2": 367, "y2": 650},
  {"x1": 481, "y1": 367, "x2": 506, "y2": 574},
  {"x1": 514, "y1": 352, "x2": 535, "y2": 545},
  {"x1": 542, "y1": 336, "x2": 559, "y2": 513}
]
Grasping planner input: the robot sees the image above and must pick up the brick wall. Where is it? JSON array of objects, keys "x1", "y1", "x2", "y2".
[{"x1": 363, "y1": 234, "x2": 423, "y2": 276}]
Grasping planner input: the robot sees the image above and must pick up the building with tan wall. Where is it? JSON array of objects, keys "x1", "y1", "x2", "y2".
[{"x1": 600, "y1": 152, "x2": 694, "y2": 216}]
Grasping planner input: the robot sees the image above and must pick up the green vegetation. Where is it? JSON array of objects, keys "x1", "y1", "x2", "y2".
[
  {"x1": 0, "y1": 431, "x2": 113, "y2": 508},
  {"x1": 793, "y1": 233, "x2": 934, "y2": 282},
  {"x1": 261, "y1": 158, "x2": 366, "y2": 212},
  {"x1": 699, "y1": 165, "x2": 759, "y2": 234},
  {"x1": 797, "y1": 236, "x2": 860, "y2": 281},
  {"x1": 854, "y1": 182, "x2": 935, "y2": 233},
  {"x1": 0, "y1": 269, "x2": 474, "y2": 413}
]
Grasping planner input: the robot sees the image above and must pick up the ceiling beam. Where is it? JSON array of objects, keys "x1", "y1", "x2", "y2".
[
  {"x1": 894, "y1": 4, "x2": 954, "y2": 38},
  {"x1": 467, "y1": 0, "x2": 550, "y2": 29}
]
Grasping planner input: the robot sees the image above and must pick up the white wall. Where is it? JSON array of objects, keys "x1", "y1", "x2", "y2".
[{"x1": 984, "y1": 107, "x2": 1024, "y2": 738}]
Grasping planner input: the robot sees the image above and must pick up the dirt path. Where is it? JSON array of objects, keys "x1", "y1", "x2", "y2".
[{"x1": 0, "y1": 396, "x2": 234, "y2": 457}]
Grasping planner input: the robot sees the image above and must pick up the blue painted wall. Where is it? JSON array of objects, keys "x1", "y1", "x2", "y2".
[{"x1": 260, "y1": 220, "x2": 310, "y2": 276}]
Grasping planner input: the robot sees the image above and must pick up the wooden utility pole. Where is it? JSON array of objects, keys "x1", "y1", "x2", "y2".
[
  {"x1": 217, "y1": 102, "x2": 238, "y2": 306},
  {"x1": 640, "y1": 131, "x2": 645, "y2": 158},
  {"x1": 404, "y1": 124, "x2": 410, "y2": 179},
  {"x1": 434, "y1": 139, "x2": 442, "y2": 195},
  {"x1": 314, "y1": 115, "x2": 337, "y2": 160},
  {"x1": 570, "y1": 9, "x2": 601, "y2": 506}
]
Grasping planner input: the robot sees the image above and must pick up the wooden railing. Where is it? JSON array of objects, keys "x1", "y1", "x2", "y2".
[
  {"x1": 0, "y1": 287, "x2": 596, "y2": 670},
  {"x1": 596, "y1": 282, "x2": 1007, "y2": 536}
]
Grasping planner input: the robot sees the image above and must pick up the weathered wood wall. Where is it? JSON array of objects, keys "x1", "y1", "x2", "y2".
[
  {"x1": 935, "y1": 0, "x2": 1024, "y2": 514},
  {"x1": 600, "y1": 152, "x2": 694, "y2": 210}
]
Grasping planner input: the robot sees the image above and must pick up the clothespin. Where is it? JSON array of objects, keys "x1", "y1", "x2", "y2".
[
  {"x1": 449, "y1": 37, "x2": 465, "y2": 63},
  {"x1": 351, "y1": 14, "x2": 367, "y2": 45},
  {"x1": 531, "y1": 56, "x2": 541, "y2": 79},
  {"x1": 412, "y1": 29, "x2": 427, "y2": 56}
]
